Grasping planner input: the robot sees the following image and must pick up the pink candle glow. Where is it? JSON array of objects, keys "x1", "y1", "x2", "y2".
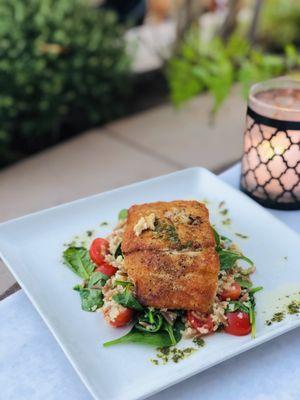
[{"x1": 241, "y1": 77, "x2": 300, "y2": 210}]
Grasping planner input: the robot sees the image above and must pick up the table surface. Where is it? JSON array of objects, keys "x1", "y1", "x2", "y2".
[{"x1": 0, "y1": 163, "x2": 299, "y2": 400}]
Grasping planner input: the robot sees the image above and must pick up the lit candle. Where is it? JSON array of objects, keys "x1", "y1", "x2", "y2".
[{"x1": 241, "y1": 77, "x2": 300, "y2": 210}]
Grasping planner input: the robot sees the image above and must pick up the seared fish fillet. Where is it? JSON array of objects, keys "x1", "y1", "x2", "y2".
[
  {"x1": 124, "y1": 248, "x2": 219, "y2": 312},
  {"x1": 122, "y1": 200, "x2": 215, "y2": 254},
  {"x1": 122, "y1": 200, "x2": 219, "y2": 312}
]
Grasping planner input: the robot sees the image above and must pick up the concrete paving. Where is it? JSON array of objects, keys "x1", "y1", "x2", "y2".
[
  {"x1": 107, "y1": 87, "x2": 246, "y2": 172},
  {"x1": 0, "y1": 89, "x2": 246, "y2": 295}
]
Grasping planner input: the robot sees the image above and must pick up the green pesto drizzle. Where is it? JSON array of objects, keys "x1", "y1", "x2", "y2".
[
  {"x1": 265, "y1": 299, "x2": 300, "y2": 326},
  {"x1": 235, "y1": 232, "x2": 249, "y2": 239},
  {"x1": 150, "y1": 337, "x2": 206, "y2": 365}
]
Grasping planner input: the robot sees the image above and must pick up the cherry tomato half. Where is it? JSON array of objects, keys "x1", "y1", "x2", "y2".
[
  {"x1": 224, "y1": 311, "x2": 251, "y2": 336},
  {"x1": 89, "y1": 238, "x2": 109, "y2": 266},
  {"x1": 104, "y1": 307, "x2": 134, "y2": 328},
  {"x1": 95, "y1": 262, "x2": 117, "y2": 277},
  {"x1": 187, "y1": 311, "x2": 214, "y2": 334},
  {"x1": 219, "y1": 282, "x2": 242, "y2": 301}
]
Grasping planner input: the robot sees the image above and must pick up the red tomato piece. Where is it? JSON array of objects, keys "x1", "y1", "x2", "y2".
[
  {"x1": 105, "y1": 307, "x2": 134, "y2": 328},
  {"x1": 224, "y1": 311, "x2": 251, "y2": 336},
  {"x1": 219, "y1": 282, "x2": 242, "y2": 301},
  {"x1": 90, "y1": 238, "x2": 109, "y2": 266},
  {"x1": 187, "y1": 311, "x2": 214, "y2": 334},
  {"x1": 95, "y1": 262, "x2": 117, "y2": 277}
]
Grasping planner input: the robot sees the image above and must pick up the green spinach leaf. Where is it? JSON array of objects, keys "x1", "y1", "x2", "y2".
[
  {"x1": 212, "y1": 227, "x2": 221, "y2": 249},
  {"x1": 63, "y1": 247, "x2": 95, "y2": 279},
  {"x1": 103, "y1": 327, "x2": 173, "y2": 347},
  {"x1": 88, "y1": 271, "x2": 109, "y2": 288},
  {"x1": 74, "y1": 285, "x2": 103, "y2": 312},
  {"x1": 227, "y1": 300, "x2": 251, "y2": 314},
  {"x1": 103, "y1": 312, "x2": 184, "y2": 347},
  {"x1": 163, "y1": 321, "x2": 177, "y2": 346},
  {"x1": 135, "y1": 309, "x2": 163, "y2": 333},
  {"x1": 113, "y1": 289, "x2": 144, "y2": 311},
  {"x1": 118, "y1": 209, "x2": 128, "y2": 220},
  {"x1": 235, "y1": 278, "x2": 253, "y2": 288},
  {"x1": 218, "y1": 249, "x2": 253, "y2": 271},
  {"x1": 249, "y1": 286, "x2": 263, "y2": 294},
  {"x1": 114, "y1": 242, "x2": 123, "y2": 258}
]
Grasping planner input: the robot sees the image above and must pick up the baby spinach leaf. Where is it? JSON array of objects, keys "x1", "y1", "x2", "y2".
[
  {"x1": 172, "y1": 319, "x2": 185, "y2": 343},
  {"x1": 227, "y1": 300, "x2": 250, "y2": 314},
  {"x1": 103, "y1": 312, "x2": 184, "y2": 347},
  {"x1": 235, "y1": 278, "x2": 253, "y2": 288},
  {"x1": 74, "y1": 285, "x2": 103, "y2": 312},
  {"x1": 88, "y1": 271, "x2": 109, "y2": 288},
  {"x1": 163, "y1": 321, "x2": 177, "y2": 346},
  {"x1": 63, "y1": 247, "x2": 95, "y2": 279},
  {"x1": 135, "y1": 309, "x2": 163, "y2": 333},
  {"x1": 212, "y1": 227, "x2": 221, "y2": 249},
  {"x1": 103, "y1": 327, "x2": 174, "y2": 348},
  {"x1": 118, "y1": 209, "x2": 128, "y2": 220},
  {"x1": 249, "y1": 286, "x2": 263, "y2": 294},
  {"x1": 114, "y1": 242, "x2": 123, "y2": 258},
  {"x1": 218, "y1": 249, "x2": 253, "y2": 271},
  {"x1": 113, "y1": 289, "x2": 144, "y2": 311},
  {"x1": 249, "y1": 302, "x2": 256, "y2": 338},
  {"x1": 212, "y1": 227, "x2": 231, "y2": 250}
]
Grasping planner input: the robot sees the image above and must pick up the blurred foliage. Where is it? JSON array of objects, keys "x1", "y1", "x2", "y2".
[
  {"x1": 0, "y1": 0, "x2": 131, "y2": 167},
  {"x1": 259, "y1": 0, "x2": 300, "y2": 49},
  {"x1": 167, "y1": 30, "x2": 300, "y2": 112}
]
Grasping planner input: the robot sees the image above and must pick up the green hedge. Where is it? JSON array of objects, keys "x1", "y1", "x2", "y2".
[{"x1": 0, "y1": 0, "x2": 131, "y2": 167}]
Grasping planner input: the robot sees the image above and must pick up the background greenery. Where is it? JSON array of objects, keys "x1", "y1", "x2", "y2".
[
  {"x1": 0, "y1": 0, "x2": 131, "y2": 167},
  {"x1": 167, "y1": 0, "x2": 300, "y2": 113}
]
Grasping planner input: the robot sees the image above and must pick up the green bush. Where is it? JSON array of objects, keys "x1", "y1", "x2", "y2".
[
  {"x1": 0, "y1": 0, "x2": 131, "y2": 167},
  {"x1": 167, "y1": 30, "x2": 300, "y2": 113},
  {"x1": 259, "y1": 0, "x2": 300, "y2": 49}
]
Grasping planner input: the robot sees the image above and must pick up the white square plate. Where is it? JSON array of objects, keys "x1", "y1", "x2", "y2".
[{"x1": 0, "y1": 168, "x2": 299, "y2": 400}]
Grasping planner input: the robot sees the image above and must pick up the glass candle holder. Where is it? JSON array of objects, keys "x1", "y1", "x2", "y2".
[{"x1": 241, "y1": 77, "x2": 300, "y2": 210}]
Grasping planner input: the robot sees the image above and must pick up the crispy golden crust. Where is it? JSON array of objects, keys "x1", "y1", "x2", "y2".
[
  {"x1": 124, "y1": 248, "x2": 219, "y2": 312},
  {"x1": 122, "y1": 200, "x2": 215, "y2": 254}
]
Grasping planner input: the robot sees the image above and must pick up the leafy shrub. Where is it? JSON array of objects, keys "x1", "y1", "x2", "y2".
[
  {"x1": 167, "y1": 30, "x2": 300, "y2": 113},
  {"x1": 259, "y1": 0, "x2": 300, "y2": 49},
  {"x1": 0, "y1": 0, "x2": 131, "y2": 167}
]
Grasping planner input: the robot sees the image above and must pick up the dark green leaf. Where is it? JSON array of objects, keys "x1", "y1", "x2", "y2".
[
  {"x1": 63, "y1": 247, "x2": 94, "y2": 279},
  {"x1": 74, "y1": 285, "x2": 103, "y2": 312},
  {"x1": 118, "y1": 209, "x2": 128, "y2": 220},
  {"x1": 248, "y1": 301, "x2": 257, "y2": 338},
  {"x1": 171, "y1": 319, "x2": 185, "y2": 343},
  {"x1": 220, "y1": 235, "x2": 232, "y2": 245},
  {"x1": 163, "y1": 322, "x2": 177, "y2": 346},
  {"x1": 114, "y1": 242, "x2": 123, "y2": 258},
  {"x1": 135, "y1": 309, "x2": 163, "y2": 333},
  {"x1": 218, "y1": 249, "x2": 253, "y2": 271},
  {"x1": 88, "y1": 271, "x2": 109, "y2": 288},
  {"x1": 212, "y1": 227, "x2": 221, "y2": 248},
  {"x1": 235, "y1": 278, "x2": 253, "y2": 288},
  {"x1": 113, "y1": 289, "x2": 144, "y2": 311},
  {"x1": 103, "y1": 327, "x2": 173, "y2": 348},
  {"x1": 227, "y1": 300, "x2": 250, "y2": 314},
  {"x1": 249, "y1": 286, "x2": 263, "y2": 294}
]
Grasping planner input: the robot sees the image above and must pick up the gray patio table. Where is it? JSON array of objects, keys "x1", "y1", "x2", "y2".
[{"x1": 1, "y1": 163, "x2": 299, "y2": 400}]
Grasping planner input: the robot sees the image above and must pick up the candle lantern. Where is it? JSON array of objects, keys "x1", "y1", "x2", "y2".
[{"x1": 241, "y1": 77, "x2": 300, "y2": 210}]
